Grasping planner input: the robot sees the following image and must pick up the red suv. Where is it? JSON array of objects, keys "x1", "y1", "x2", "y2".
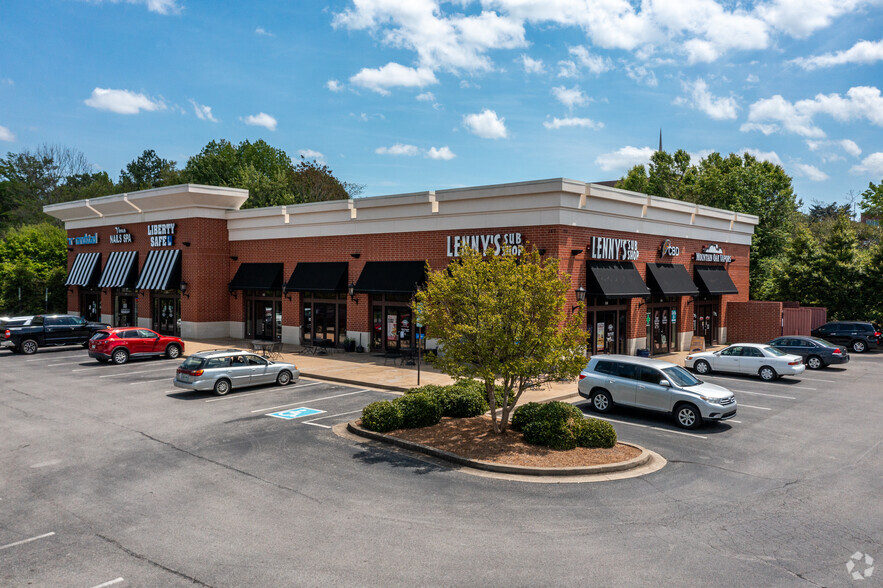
[{"x1": 89, "y1": 328, "x2": 184, "y2": 364}]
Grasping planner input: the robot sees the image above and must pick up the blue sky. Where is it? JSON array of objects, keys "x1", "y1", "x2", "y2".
[{"x1": 2, "y1": 0, "x2": 883, "y2": 208}]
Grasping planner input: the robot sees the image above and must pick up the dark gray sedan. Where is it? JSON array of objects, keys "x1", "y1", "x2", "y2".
[{"x1": 767, "y1": 336, "x2": 849, "y2": 370}]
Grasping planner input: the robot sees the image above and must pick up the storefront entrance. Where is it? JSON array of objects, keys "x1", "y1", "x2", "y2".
[
  {"x1": 586, "y1": 298, "x2": 628, "y2": 355},
  {"x1": 113, "y1": 288, "x2": 136, "y2": 327},
  {"x1": 302, "y1": 293, "x2": 347, "y2": 347},
  {"x1": 695, "y1": 300, "x2": 717, "y2": 346},
  {"x1": 79, "y1": 288, "x2": 101, "y2": 322},
  {"x1": 245, "y1": 294, "x2": 282, "y2": 341},
  {"x1": 371, "y1": 294, "x2": 414, "y2": 352},
  {"x1": 152, "y1": 292, "x2": 181, "y2": 336},
  {"x1": 649, "y1": 304, "x2": 675, "y2": 355}
]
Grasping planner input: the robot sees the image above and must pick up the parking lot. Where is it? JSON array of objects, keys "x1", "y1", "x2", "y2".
[{"x1": 1, "y1": 345, "x2": 881, "y2": 587}]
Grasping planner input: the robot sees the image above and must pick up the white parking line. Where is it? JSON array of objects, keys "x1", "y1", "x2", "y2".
[
  {"x1": 303, "y1": 409, "x2": 363, "y2": 427},
  {"x1": 731, "y1": 389, "x2": 796, "y2": 400},
  {"x1": 128, "y1": 378, "x2": 173, "y2": 385},
  {"x1": 72, "y1": 367, "x2": 104, "y2": 372},
  {"x1": 779, "y1": 385, "x2": 817, "y2": 391},
  {"x1": 47, "y1": 360, "x2": 88, "y2": 366},
  {"x1": 303, "y1": 422, "x2": 332, "y2": 429},
  {"x1": 204, "y1": 381, "x2": 322, "y2": 402},
  {"x1": 581, "y1": 413, "x2": 708, "y2": 439},
  {"x1": 804, "y1": 378, "x2": 836, "y2": 383},
  {"x1": 90, "y1": 578, "x2": 124, "y2": 588},
  {"x1": 252, "y1": 389, "x2": 371, "y2": 413},
  {"x1": 729, "y1": 420, "x2": 742, "y2": 423},
  {"x1": 0, "y1": 532, "x2": 55, "y2": 551},
  {"x1": 738, "y1": 404, "x2": 772, "y2": 410},
  {"x1": 98, "y1": 369, "x2": 161, "y2": 378}
]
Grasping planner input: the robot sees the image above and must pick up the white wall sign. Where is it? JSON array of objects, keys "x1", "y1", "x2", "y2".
[
  {"x1": 110, "y1": 226, "x2": 133, "y2": 244},
  {"x1": 590, "y1": 236, "x2": 639, "y2": 261},
  {"x1": 693, "y1": 243, "x2": 733, "y2": 263},
  {"x1": 148, "y1": 223, "x2": 175, "y2": 247},
  {"x1": 446, "y1": 232, "x2": 522, "y2": 257},
  {"x1": 67, "y1": 233, "x2": 98, "y2": 246},
  {"x1": 659, "y1": 239, "x2": 680, "y2": 257}
]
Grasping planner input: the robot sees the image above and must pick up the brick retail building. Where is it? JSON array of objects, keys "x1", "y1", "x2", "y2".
[{"x1": 45, "y1": 179, "x2": 758, "y2": 356}]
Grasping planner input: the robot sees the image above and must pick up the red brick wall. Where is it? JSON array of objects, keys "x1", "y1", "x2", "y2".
[{"x1": 726, "y1": 301, "x2": 782, "y2": 343}]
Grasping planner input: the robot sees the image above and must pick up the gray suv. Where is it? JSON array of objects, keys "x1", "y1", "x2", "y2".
[
  {"x1": 174, "y1": 349, "x2": 299, "y2": 396},
  {"x1": 578, "y1": 355, "x2": 737, "y2": 429}
]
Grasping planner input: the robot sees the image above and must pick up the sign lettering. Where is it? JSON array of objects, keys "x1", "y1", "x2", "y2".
[
  {"x1": 147, "y1": 223, "x2": 175, "y2": 247},
  {"x1": 67, "y1": 233, "x2": 98, "y2": 246},
  {"x1": 693, "y1": 243, "x2": 733, "y2": 263},
  {"x1": 446, "y1": 232, "x2": 523, "y2": 257},
  {"x1": 109, "y1": 226, "x2": 132, "y2": 244},
  {"x1": 590, "y1": 236, "x2": 639, "y2": 261},
  {"x1": 659, "y1": 239, "x2": 680, "y2": 257}
]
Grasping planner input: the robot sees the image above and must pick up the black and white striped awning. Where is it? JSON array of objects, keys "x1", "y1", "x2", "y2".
[
  {"x1": 65, "y1": 252, "x2": 101, "y2": 287},
  {"x1": 97, "y1": 251, "x2": 138, "y2": 289},
  {"x1": 135, "y1": 249, "x2": 182, "y2": 291}
]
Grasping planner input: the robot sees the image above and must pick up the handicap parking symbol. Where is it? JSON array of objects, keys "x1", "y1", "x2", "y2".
[{"x1": 267, "y1": 407, "x2": 325, "y2": 420}]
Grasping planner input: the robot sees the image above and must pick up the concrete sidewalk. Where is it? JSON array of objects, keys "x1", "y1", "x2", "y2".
[{"x1": 181, "y1": 338, "x2": 721, "y2": 405}]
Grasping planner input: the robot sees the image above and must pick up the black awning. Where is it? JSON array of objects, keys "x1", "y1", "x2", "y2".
[
  {"x1": 354, "y1": 261, "x2": 427, "y2": 294},
  {"x1": 694, "y1": 265, "x2": 738, "y2": 295},
  {"x1": 65, "y1": 252, "x2": 101, "y2": 287},
  {"x1": 645, "y1": 263, "x2": 700, "y2": 296},
  {"x1": 229, "y1": 263, "x2": 284, "y2": 291},
  {"x1": 97, "y1": 251, "x2": 138, "y2": 289},
  {"x1": 285, "y1": 262, "x2": 348, "y2": 292},
  {"x1": 586, "y1": 261, "x2": 651, "y2": 299},
  {"x1": 136, "y1": 249, "x2": 182, "y2": 291}
]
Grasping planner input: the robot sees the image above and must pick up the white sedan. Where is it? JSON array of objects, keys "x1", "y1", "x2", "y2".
[{"x1": 685, "y1": 343, "x2": 805, "y2": 381}]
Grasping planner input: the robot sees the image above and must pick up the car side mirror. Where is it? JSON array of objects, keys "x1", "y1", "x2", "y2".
[{"x1": 659, "y1": 379, "x2": 670, "y2": 387}]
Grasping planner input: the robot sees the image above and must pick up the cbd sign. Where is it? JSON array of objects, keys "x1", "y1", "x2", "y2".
[{"x1": 660, "y1": 239, "x2": 680, "y2": 257}]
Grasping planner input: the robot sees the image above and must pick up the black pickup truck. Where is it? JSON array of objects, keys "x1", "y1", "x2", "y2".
[{"x1": 2, "y1": 314, "x2": 109, "y2": 354}]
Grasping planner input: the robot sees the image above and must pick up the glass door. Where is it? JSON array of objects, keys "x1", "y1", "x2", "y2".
[
  {"x1": 594, "y1": 310, "x2": 620, "y2": 355},
  {"x1": 114, "y1": 290, "x2": 136, "y2": 327},
  {"x1": 254, "y1": 300, "x2": 275, "y2": 340},
  {"x1": 80, "y1": 290, "x2": 101, "y2": 322},
  {"x1": 153, "y1": 295, "x2": 180, "y2": 336},
  {"x1": 651, "y1": 307, "x2": 671, "y2": 354},
  {"x1": 695, "y1": 303, "x2": 715, "y2": 346}
]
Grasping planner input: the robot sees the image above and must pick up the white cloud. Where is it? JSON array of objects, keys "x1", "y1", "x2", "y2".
[
  {"x1": 351, "y1": 112, "x2": 385, "y2": 122},
  {"x1": 850, "y1": 152, "x2": 883, "y2": 175},
  {"x1": 595, "y1": 146, "x2": 655, "y2": 172},
  {"x1": 551, "y1": 85, "x2": 589, "y2": 110},
  {"x1": 1, "y1": 78, "x2": 12, "y2": 86},
  {"x1": 625, "y1": 63, "x2": 658, "y2": 87},
  {"x1": 90, "y1": 0, "x2": 181, "y2": 15},
  {"x1": 676, "y1": 78, "x2": 738, "y2": 120},
  {"x1": 188, "y1": 99, "x2": 218, "y2": 122},
  {"x1": 568, "y1": 45, "x2": 612, "y2": 75},
  {"x1": 742, "y1": 86, "x2": 883, "y2": 138},
  {"x1": 463, "y1": 108, "x2": 508, "y2": 139},
  {"x1": 0, "y1": 125, "x2": 15, "y2": 142},
  {"x1": 326, "y1": 79, "x2": 344, "y2": 93},
  {"x1": 84, "y1": 87, "x2": 166, "y2": 114},
  {"x1": 426, "y1": 146, "x2": 456, "y2": 160},
  {"x1": 520, "y1": 54, "x2": 545, "y2": 74},
  {"x1": 375, "y1": 143, "x2": 420, "y2": 156},
  {"x1": 416, "y1": 92, "x2": 435, "y2": 102},
  {"x1": 349, "y1": 62, "x2": 438, "y2": 95},
  {"x1": 298, "y1": 149, "x2": 325, "y2": 163},
  {"x1": 739, "y1": 148, "x2": 783, "y2": 166},
  {"x1": 543, "y1": 117, "x2": 603, "y2": 130},
  {"x1": 241, "y1": 112, "x2": 277, "y2": 131},
  {"x1": 255, "y1": 27, "x2": 273, "y2": 37},
  {"x1": 790, "y1": 38, "x2": 883, "y2": 70},
  {"x1": 840, "y1": 139, "x2": 862, "y2": 157},
  {"x1": 793, "y1": 162, "x2": 829, "y2": 181},
  {"x1": 756, "y1": 0, "x2": 868, "y2": 39},
  {"x1": 556, "y1": 60, "x2": 579, "y2": 78},
  {"x1": 746, "y1": 74, "x2": 760, "y2": 83}
]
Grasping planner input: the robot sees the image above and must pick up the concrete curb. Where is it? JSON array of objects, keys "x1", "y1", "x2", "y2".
[
  {"x1": 346, "y1": 420, "x2": 652, "y2": 477},
  {"x1": 300, "y1": 372, "x2": 408, "y2": 393}
]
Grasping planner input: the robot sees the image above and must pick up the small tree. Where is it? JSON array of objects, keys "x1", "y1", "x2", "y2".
[{"x1": 415, "y1": 246, "x2": 587, "y2": 434}]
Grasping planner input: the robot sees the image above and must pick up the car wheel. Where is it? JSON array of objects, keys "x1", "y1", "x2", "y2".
[
  {"x1": 806, "y1": 355, "x2": 823, "y2": 370},
  {"x1": 111, "y1": 348, "x2": 129, "y2": 365},
  {"x1": 276, "y1": 370, "x2": 292, "y2": 386},
  {"x1": 165, "y1": 344, "x2": 182, "y2": 359},
  {"x1": 20, "y1": 339, "x2": 39, "y2": 355},
  {"x1": 759, "y1": 365, "x2": 777, "y2": 381},
  {"x1": 590, "y1": 389, "x2": 613, "y2": 414},
  {"x1": 674, "y1": 403, "x2": 702, "y2": 429},
  {"x1": 213, "y1": 378, "x2": 231, "y2": 396},
  {"x1": 693, "y1": 359, "x2": 711, "y2": 375},
  {"x1": 851, "y1": 340, "x2": 867, "y2": 353}
]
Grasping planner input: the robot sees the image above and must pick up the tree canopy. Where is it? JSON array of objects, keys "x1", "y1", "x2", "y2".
[
  {"x1": 0, "y1": 222, "x2": 67, "y2": 314},
  {"x1": 415, "y1": 246, "x2": 587, "y2": 434}
]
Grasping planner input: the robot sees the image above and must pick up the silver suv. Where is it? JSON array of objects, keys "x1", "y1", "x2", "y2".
[
  {"x1": 174, "y1": 349, "x2": 299, "y2": 396},
  {"x1": 578, "y1": 355, "x2": 737, "y2": 429}
]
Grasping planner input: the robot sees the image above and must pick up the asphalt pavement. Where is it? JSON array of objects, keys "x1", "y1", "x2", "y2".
[{"x1": 0, "y1": 344, "x2": 880, "y2": 587}]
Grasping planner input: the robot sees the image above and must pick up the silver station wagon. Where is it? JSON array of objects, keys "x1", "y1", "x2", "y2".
[
  {"x1": 578, "y1": 355, "x2": 737, "y2": 429},
  {"x1": 174, "y1": 349, "x2": 299, "y2": 396}
]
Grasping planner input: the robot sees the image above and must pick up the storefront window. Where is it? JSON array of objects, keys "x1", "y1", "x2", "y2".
[
  {"x1": 152, "y1": 291, "x2": 181, "y2": 336},
  {"x1": 79, "y1": 288, "x2": 101, "y2": 322},
  {"x1": 585, "y1": 297, "x2": 628, "y2": 356},
  {"x1": 371, "y1": 293, "x2": 416, "y2": 352},
  {"x1": 244, "y1": 291, "x2": 282, "y2": 341},
  {"x1": 113, "y1": 288, "x2": 136, "y2": 327},
  {"x1": 302, "y1": 292, "x2": 347, "y2": 346}
]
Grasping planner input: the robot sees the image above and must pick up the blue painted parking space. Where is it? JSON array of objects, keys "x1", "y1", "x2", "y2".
[{"x1": 267, "y1": 407, "x2": 325, "y2": 420}]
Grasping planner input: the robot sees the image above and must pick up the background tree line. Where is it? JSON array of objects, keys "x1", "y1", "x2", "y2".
[
  {"x1": 618, "y1": 150, "x2": 883, "y2": 323},
  {"x1": 0, "y1": 140, "x2": 363, "y2": 315}
]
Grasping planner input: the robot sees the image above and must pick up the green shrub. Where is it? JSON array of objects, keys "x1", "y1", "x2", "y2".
[
  {"x1": 393, "y1": 392, "x2": 442, "y2": 428},
  {"x1": 522, "y1": 419, "x2": 578, "y2": 450},
  {"x1": 361, "y1": 400, "x2": 403, "y2": 433},
  {"x1": 574, "y1": 417, "x2": 617, "y2": 448},
  {"x1": 438, "y1": 386, "x2": 487, "y2": 417},
  {"x1": 511, "y1": 402, "x2": 544, "y2": 432},
  {"x1": 405, "y1": 384, "x2": 447, "y2": 397},
  {"x1": 451, "y1": 379, "x2": 505, "y2": 407}
]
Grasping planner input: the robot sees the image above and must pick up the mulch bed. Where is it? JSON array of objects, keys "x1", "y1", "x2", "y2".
[{"x1": 381, "y1": 416, "x2": 641, "y2": 468}]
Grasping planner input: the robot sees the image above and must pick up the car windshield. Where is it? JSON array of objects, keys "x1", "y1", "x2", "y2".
[
  {"x1": 810, "y1": 337, "x2": 838, "y2": 348},
  {"x1": 763, "y1": 346, "x2": 787, "y2": 356},
  {"x1": 181, "y1": 357, "x2": 205, "y2": 369},
  {"x1": 662, "y1": 366, "x2": 701, "y2": 387}
]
